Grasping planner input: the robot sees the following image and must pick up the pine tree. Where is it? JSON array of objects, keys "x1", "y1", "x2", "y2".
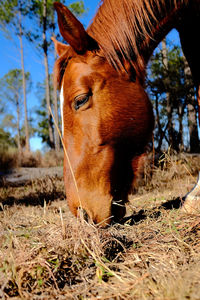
[
  {"x1": 0, "y1": 0, "x2": 31, "y2": 152},
  {"x1": 148, "y1": 39, "x2": 199, "y2": 152},
  {"x1": 0, "y1": 69, "x2": 32, "y2": 152}
]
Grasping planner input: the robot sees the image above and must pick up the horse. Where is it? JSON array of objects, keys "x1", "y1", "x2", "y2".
[{"x1": 52, "y1": 0, "x2": 200, "y2": 226}]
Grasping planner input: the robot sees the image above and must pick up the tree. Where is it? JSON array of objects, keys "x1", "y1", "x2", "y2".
[
  {"x1": 0, "y1": 69, "x2": 32, "y2": 152},
  {"x1": 0, "y1": 0, "x2": 31, "y2": 152},
  {"x1": 42, "y1": 0, "x2": 55, "y2": 148},
  {"x1": 148, "y1": 39, "x2": 199, "y2": 153},
  {"x1": 35, "y1": 77, "x2": 59, "y2": 147},
  {"x1": 0, "y1": 128, "x2": 16, "y2": 151},
  {"x1": 183, "y1": 56, "x2": 200, "y2": 153},
  {"x1": 161, "y1": 39, "x2": 172, "y2": 147}
]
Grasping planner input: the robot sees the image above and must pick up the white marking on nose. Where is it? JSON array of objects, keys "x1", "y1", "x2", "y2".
[{"x1": 60, "y1": 85, "x2": 64, "y2": 135}]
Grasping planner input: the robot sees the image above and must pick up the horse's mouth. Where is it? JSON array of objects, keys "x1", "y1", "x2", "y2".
[
  {"x1": 111, "y1": 199, "x2": 126, "y2": 223},
  {"x1": 77, "y1": 198, "x2": 126, "y2": 226}
]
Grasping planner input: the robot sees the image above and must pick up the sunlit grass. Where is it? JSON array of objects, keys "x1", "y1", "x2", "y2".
[{"x1": 0, "y1": 153, "x2": 200, "y2": 298}]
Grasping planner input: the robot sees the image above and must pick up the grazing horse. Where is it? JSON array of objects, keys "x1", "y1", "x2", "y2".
[{"x1": 52, "y1": 0, "x2": 200, "y2": 226}]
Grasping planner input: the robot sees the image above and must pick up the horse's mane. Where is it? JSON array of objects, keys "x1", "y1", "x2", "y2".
[{"x1": 88, "y1": 0, "x2": 189, "y2": 77}]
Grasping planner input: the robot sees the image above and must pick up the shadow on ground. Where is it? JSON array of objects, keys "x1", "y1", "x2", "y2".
[
  {"x1": 121, "y1": 197, "x2": 184, "y2": 226},
  {"x1": 0, "y1": 175, "x2": 65, "y2": 210},
  {"x1": 0, "y1": 190, "x2": 65, "y2": 209}
]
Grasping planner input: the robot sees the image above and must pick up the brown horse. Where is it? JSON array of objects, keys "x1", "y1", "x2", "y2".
[{"x1": 52, "y1": 0, "x2": 200, "y2": 226}]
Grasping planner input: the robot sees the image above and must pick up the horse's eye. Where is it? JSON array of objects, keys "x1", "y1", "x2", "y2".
[{"x1": 74, "y1": 94, "x2": 90, "y2": 111}]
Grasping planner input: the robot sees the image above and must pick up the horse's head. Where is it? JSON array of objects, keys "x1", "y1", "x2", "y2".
[{"x1": 53, "y1": 2, "x2": 154, "y2": 226}]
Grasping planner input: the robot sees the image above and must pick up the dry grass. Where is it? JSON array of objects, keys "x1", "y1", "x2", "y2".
[
  {"x1": 0, "y1": 153, "x2": 200, "y2": 299},
  {"x1": 0, "y1": 149, "x2": 64, "y2": 172},
  {"x1": 0, "y1": 148, "x2": 19, "y2": 171},
  {"x1": 41, "y1": 150, "x2": 64, "y2": 168},
  {"x1": 0, "y1": 176, "x2": 65, "y2": 207}
]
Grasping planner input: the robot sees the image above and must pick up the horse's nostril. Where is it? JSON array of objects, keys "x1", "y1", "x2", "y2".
[{"x1": 77, "y1": 207, "x2": 89, "y2": 222}]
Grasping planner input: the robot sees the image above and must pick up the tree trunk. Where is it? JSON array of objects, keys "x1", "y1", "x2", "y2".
[
  {"x1": 52, "y1": 33, "x2": 60, "y2": 151},
  {"x1": 162, "y1": 38, "x2": 174, "y2": 149},
  {"x1": 183, "y1": 56, "x2": 200, "y2": 153},
  {"x1": 178, "y1": 103, "x2": 184, "y2": 151},
  {"x1": 19, "y1": 10, "x2": 30, "y2": 152},
  {"x1": 16, "y1": 97, "x2": 21, "y2": 154},
  {"x1": 187, "y1": 100, "x2": 199, "y2": 152},
  {"x1": 155, "y1": 93, "x2": 164, "y2": 151},
  {"x1": 42, "y1": 0, "x2": 54, "y2": 148}
]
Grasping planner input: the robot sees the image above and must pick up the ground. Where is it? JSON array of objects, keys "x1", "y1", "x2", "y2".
[{"x1": 0, "y1": 153, "x2": 200, "y2": 299}]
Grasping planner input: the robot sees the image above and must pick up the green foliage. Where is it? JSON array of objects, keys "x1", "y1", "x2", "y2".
[
  {"x1": 0, "y1": 69, "x2": 32, "y2": 139},
  {"x1": 0, "y1": 69, "x2": 31, "y2": 108},
  {"x1": 35, "y1": 80, "x2": 55, "y2": 147},
  {"x1": 37, "y1": 114, "x2": 51, "y2": 146},
  {"x1": 1, "y1": 69, "x2": 22, "y2": 94},
  {"x1": 0, "y1": 127, "x2": 17, "y2": 171},
  {"x1": 29, "y1": 0, "x2": 86, "y2": 25},
  {"x1": 26, "y1": 0, "x2": 87, "y2": 48},
  {"x1": 149, "y1": 45, "x2": 193, "y2": 102},
  {"x1": 1, "y1": 115, "x2": 16, "y2": 131},
  {"x1": 0, "y1": 0, "x2": 32, "y2": 37},
  {"x1": 29, "y1": 0, "x2": 55, "y2": 26},
  {"x1": 0, "y1": 0, "x2": 18, "y2": 25},
  {"x1": 0, "y1": 128, "x2": 16, "y2": 150},
  {"x1": 69, "y1": 1, "x2": 86, "y2": 17}
]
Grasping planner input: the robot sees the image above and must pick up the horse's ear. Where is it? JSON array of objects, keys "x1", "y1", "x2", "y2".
[
  {"x1": 54, "y1": 2, "x2": 98, "y2": 54},
  {"x1": 51, "y1": 36, "x2": 68, "y2": 56}
]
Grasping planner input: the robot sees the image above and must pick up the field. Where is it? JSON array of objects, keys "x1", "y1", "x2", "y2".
[{"x1": 0, "y1": 153, "x2": 200, "y2": 299}]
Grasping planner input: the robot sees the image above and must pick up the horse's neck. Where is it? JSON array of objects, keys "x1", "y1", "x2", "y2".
[
  {"x1": 139, "y1": 1, "x2": 192, "y2": 67},
  {"x1": 88, "y1": 0, "x2": 189, "y2": 78}
]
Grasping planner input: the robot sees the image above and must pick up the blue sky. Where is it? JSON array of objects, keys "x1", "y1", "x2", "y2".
[{"x1": 0, "y1": 1, "x2": 182, "y2": 151}]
